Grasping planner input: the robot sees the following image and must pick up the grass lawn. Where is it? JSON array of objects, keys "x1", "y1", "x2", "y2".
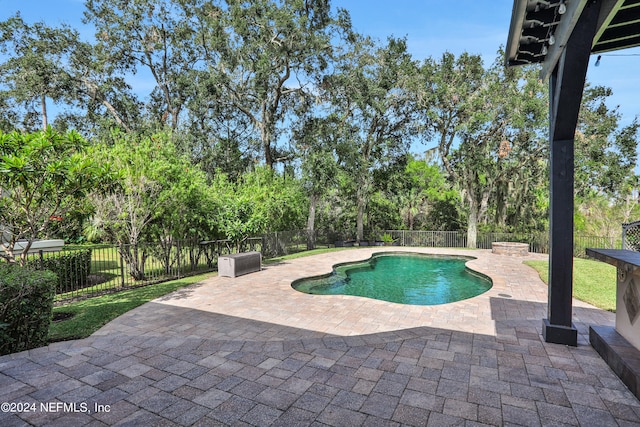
[
  {"x1": 49, "y1": 272, "x2": 216, "y2": 342},
  {"x1": 524, "y1": 258, "x2": 617, "y2": 312}
]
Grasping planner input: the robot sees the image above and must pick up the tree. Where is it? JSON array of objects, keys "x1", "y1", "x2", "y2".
[
  {"x1": 0, "y1": 128, "x2": 101, "y2": 263},
  {"x1": 0, "y1": 14, "x2": 141, "y2": 136},
  {"x1": 574, "y1": 85, "x2": 640, "y2": 201},
  {"x1": 294, "y1": 116, "x2": 340, "y2": 248},
  {"x1": 83, "y1": 0, "x2": 351, "y2": 173},
  {"x1": 0, "y1": 93, "x2": 17, "y2": 133},
  {"x1": 424, "y1": 52, "x2": 547, "y2": 246},
  {"x1": 328, "y1": 36, "x2": 424, "y2": 241},
  {"x1": 84, "y1": 0, "x2": 207, "y2": 131},
  {"x1": 389, "y1": 155, "x2": 460, "y2": 231},
  {"x1": 573, "y1": 85, "x2": 640, "y2": 239},
  {"x1": 211, "y1": 167, "x2": 306, "y2": 249},
  {"x1": 482, "y1": 63, "x2": 549, "y2": 234},
  {"x1": 89, "y1": 131, "x2": 213, "y2": 279},
  {"x1": 0, "y1": 15, "x2": 78, "y2": 131},
  {"x1": 575, "y1": 194, "x2": 640, "y2": 239},
  {"x1": 61, "y1": 40, "x2": 142, "y2": 136},
  {"x1": 199, "y1": 0, "x2": 349, "y2": 168},
  {"x1": 420, "y1": 52, "x2": 483, "y2": 245}
]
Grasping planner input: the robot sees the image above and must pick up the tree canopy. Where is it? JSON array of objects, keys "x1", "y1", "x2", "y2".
[
  {"x1": 0, "y1": 0, "x2": 638, "y2": 250},
  {"x1": 0, "y1": 128, "x2": 102, "y2": 262}
]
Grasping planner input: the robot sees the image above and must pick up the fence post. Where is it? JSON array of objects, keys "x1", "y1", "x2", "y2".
[
  {"x1": 190, "y1": 240, "x2": 195, "y2": 272},
  {"x1": 177, "y1": 240, "x2": 182, "y2": 278},
  {"x1": 119, "y1": 245, "x2": 125, "y2": 288}
]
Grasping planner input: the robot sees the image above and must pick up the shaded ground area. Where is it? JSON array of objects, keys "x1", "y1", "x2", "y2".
[{"x1": 1, "y1": 248, "x2": 638, "y2": 426}]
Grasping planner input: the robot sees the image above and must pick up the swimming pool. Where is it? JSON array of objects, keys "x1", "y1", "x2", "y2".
[{"x1": 291, "y1": 252, "x2": 492, "y2": 305}]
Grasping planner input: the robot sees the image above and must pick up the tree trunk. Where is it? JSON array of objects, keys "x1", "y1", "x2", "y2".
[
  {"x1": 121, "y1": 244, "x2": 146, "y2": 280},
  {"x1": 260, "y1": 101, "x2": 275, "y2": 168},
  {"x1": 356, "y1": 194, "x2": 365, "y2": 242},
  {"x1": 81, "y1": 78, "x2": 131, "y2": 132},
  {"x1": 41, "y1": 94, "x2": 48, "y2": 130},
  {"x1": 261, "y1": 125, "x2": 273, "y2": 168},
  {"x1": 495, "y1": 182, "x2": 507, "y2": 227},
  {"x1": 407, "y1": 198, "x2": 415, "y2": 230},
  {"x1": 307, "y1": 193, "x2": 317, "y2": 250},
  {"x1": 102, "y1": 99, "x2": 132, "y2": 133},
  {"x1": 478, "y1": 189, "x2": 491, "y2": 225},
  {"x1": 467, "y1": 197, "x2": 478, "y2": 249}
]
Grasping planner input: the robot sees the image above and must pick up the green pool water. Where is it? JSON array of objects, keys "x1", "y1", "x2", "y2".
[{"x1": 292, "y1": 252, "x2": 492, "y2": 305}]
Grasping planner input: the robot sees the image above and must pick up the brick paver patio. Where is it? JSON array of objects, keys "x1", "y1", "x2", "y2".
[{"x1": 1, "y1": 247, "x2": 639, "y2": 426}]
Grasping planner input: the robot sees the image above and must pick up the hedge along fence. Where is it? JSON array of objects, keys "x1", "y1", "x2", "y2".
[
  {"x1": 0, "y1": 264, "x2": 57, "y2": 355},
  {"x1": 26, "y1": 249, "x2": 92, "y2": 294}
]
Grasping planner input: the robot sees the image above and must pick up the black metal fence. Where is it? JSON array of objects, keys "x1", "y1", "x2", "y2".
[
  {"x1": 24, "y1": 238, "x2": 262, "y2": 303},
  {"x1": 261, "y1": 229, "x2": 622, "y2": 258},
  {"x1": 18, "y1": 230, "x2": 622, "y2": 304},
  {"x1": 389, "y1": 230, "x2": 620, "y2": 257}
]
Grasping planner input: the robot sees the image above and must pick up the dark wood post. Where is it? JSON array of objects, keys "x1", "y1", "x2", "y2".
[{"x1": 544, "y1": 0, "x2": 601, "y2": 346}]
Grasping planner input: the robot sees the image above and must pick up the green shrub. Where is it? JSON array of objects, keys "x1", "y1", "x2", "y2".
[
  {"x1": 27, "y1": 249, "x2": 92, "y2": 293},
  {"x1": 0, "y1": 264, "x2": 57, "y2": 355}
]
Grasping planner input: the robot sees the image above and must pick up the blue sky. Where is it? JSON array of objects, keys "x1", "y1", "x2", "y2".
[{"x1": 1, "y1": 0, "x2": 638, "y2": 129}]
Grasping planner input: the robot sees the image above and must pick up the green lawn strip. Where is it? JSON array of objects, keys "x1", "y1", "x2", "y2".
[
  {"x1": 524, "y1": 258, "x2": 616, "y2": 312},
  {"x1": 49, "y1": 272, "x2": 216, "y2": 342}
]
